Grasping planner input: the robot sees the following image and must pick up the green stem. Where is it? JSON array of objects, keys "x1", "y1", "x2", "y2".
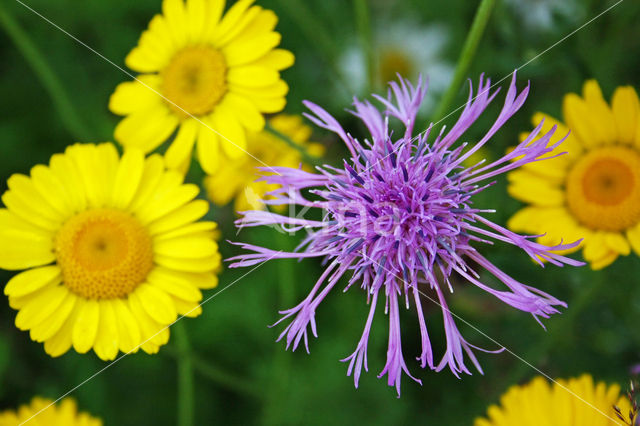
[
  {"x1": 174, "y1": 322, "x2": 195, "y2": 426},
  {"x1": 432, "y1": 0, "x2": 496, "y2": 123},
  {"x1": 0, "y1": 3, "x2": 94, "y2": 141},
  {"x1": 164, "y1": 346, "x2": 261, "y2": 399},
  {"x1": 261, "y1": 233, "x2": 297, "y2": 426},
  {"x1": 264, "y1": 123, "x2": 323, "y2": 168},
  {"x1": 353, "y1": 0, "x2": 375, "y2": 92},
  {"x1": 274, "y1": 0, "x2": 351, "y2": 96}
]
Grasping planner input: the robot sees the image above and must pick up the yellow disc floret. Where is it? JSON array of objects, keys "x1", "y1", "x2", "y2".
[
  {"x1": 55, "y1": 208, "x2": 153, "y2": 300},
  {"x1": 161, "y1": 46, "x2": 227, "y2": 117},
  {"x1": 566, "y1": 146, "x2": 640, "y2": 231}
]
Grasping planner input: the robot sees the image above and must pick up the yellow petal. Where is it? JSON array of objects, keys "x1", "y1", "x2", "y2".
[
  {"x1": 30, "y1": 291, "x2": 76, "y2": 343},
  {"x1": 203, "y1": 167, "x2": 245, "y2": 206},
  {"x1": 627, "y1": 223, "x2": 640, "y2": 256},
  {"x1": 212, "y1": 0, "x2": 257, "y2": 46},
  {"x1": 185, "y1": 0, "x2": 207, "y2": 41},
  {"x1": 220, "y1": 93, "x2": 265, "y2": 132},
  {"x1": 44, "y1": 300, "x2": 81, "y2": 357},
  {"x1": 223, "y1": 32, "x2": 281, "y2": 67},
  {"x1": 162, "y1": 0, "x2": 189, "y2": 47},
  {"x1": 66, "y1": 143, "x2": 118, "y2": 209},
  {"x1": 136, "y1": 283, "x2": 177, "y2": 324},
  {"x1": 147, "y1": 267, "x2": 203, "y2": 302},
  {"x1": 112, "y1": 299, "x2": 141, "y2": 354},
  {"x1": 611, "y1": 86, "x2": 640, "y2": 145},
  {"x1": 114, "y1": 105, "x2": 178, "y2": 153},
  {"x1": 196, "y1": 121, "x2": 221, "y2": 174},
  {"x1": 110, "y1": 148, "x2": 145, "y2": 209},
  {"x1": 172, "y1": 297, "x2": 202, "y2": 317},
  {"x1": 154, "y1": 236, "x2": 219, "y2": 258},
  {"x1": 590, "y1": 252, "x2": 618, "y2": 271},
  {"x1": 506, "y1": 170, "x2": 564, "y2": 207},
  {"x1": 93, "y1": 300, "x2": 119, "y2": 361},
  {"x1": 227, "y1": 66, "x2": 280, "y2": 87},
  {"x1": 582, "y1": 80, "x2": 617, "y2": 145},
  {"x1": 129, "y1": 291, "x2": 171, "y2": 345},
  {"x1": 109, "y1": 75, "x2": 163, "y2": 116},
  {"x1": 129, "y1": 154, "x2": 166, "y2": 213},
  {"x1": 154, "y1": 254, "x2": 221, "y2": 273},
  {"x1": 154, "y1": 221, "x2": 217, "y2": 241},
  {"x1": 72, "y1": 299, "x2": 100, "y2": 354},
  {"x1": 5, "y1": 173, "x2": 65, "y2": 223},
  {"x1": 211, "y1": 108, "x2": 247, "y2": 158},
  {"x1": 148, "y1": 199, "x2": 209, "y2": 235},
  {"x1": 15, "y1": 284, "x2": 67, "y2": 331},
  {"x1": 5, "y1": 265, "x2": 61, "y2": 298},
  {"x1": 250, "y1": 48, "x2": 294, "y2": 71},
  {"x1": 135, "y1": 180, "x2": 199, "y2": 225},
  {"x1": 29, "y1": 165, "x2": 73, "y2": 217},
  {"x1": 0, "y1": 209, "x2": 55, "y2": 270},
  {"x1": 563, "y1": 93, "x2": 600, "y2": 149},
  {"x1": 604, "y1": 232, "x2": 630, "y2": 255},
  {"x1": 49, "y1": 153, "x2": 87, "y2": 213},
  {"x1": 125, "y1": 16, "x2": 175, "y2": 73},
  {"x1": 165, "y1": 119, "x2": 199, "y2": 170}
]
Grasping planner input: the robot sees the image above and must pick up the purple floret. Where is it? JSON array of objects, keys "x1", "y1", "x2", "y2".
[{"x1": 229, "y1": 72, "x2": 583, "y2": 396}]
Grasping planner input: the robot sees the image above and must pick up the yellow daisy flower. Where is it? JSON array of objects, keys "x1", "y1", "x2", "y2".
[
  {"x1": 204, "y1": 114, "x2": 323, "y2": 212},
  {"x1": 0, "y1": 397, "x2": 101, "y2": 426},
  {"x1": 109, "y1": 0, "x2": 294, "y2": 175},
  {"x1": 0, "y1": 143, "x2": 220, "y2": 360},
  {"x1": 507, "y1": 80, "x2": 640, "y2": 269},
  {"x1": 475, "y1": 374, "x2": 632, "y2": 426}
]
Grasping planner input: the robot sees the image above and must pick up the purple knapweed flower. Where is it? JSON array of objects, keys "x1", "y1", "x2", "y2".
[
  {"x1": 229, "y1": 72, "x2": 583, "y2": 396},
  {"x1": 632, "y1": 364, "x2": 640, "y2": 376}
]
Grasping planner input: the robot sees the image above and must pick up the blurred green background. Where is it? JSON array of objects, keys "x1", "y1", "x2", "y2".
[{"x1": 0, "y1": 0, "x2": 639, "y2": 424}]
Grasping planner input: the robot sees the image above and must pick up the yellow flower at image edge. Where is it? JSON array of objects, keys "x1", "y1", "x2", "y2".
[
  {"x1": 507, "y1": 80, "x2": 640, "y2": 269},
  {"x1": 0, "y1": 143, "x2": 220, "y2": 360},
  {"x1": 475, "y1": 374, "x2": 632, "y2": 426},
  {"x1": 0, "y1": 397, "x2": 101, "y2": 426},
  {"x1": 204, "y1": 114, "x2": 324, "y2": 212},
  {"x1": 109, "y1": 0, "x2": 294, "y2": 175}
]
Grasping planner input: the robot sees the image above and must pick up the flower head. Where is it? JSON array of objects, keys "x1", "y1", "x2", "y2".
[
  {"x1": 1, "y1": 143, "x2": 220, "y2": 360},
  {"x1": 229, "y1": 73, "x2": 582, "y2": 395},
  {"x1": 507, "y1": 81, "x2": 640, "y2": 269},
  {"x1": 0, "y1": 397, "x2": 101, "y2": 426},
  {"x1": 109, "y1": 0, "x2": 293, "y2": 174},
  {"x1": 204, "y1": 114, "x2": 323, "y2": 212},
  {"x1": 475, "y1": 374, "x2": 632, "y2": 426}
]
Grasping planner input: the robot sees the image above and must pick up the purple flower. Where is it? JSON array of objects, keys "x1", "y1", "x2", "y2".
[
  {"x1": 229, "y1": 72, "x2": 583, "y2": 396},
  {"x1": 632, "y1": 364, "x2": 640, "y2": 376}
]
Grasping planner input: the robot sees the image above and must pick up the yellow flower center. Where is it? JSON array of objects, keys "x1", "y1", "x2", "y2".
[
  {"x1": 379, "y1": 50, "x2": 414, "y2": 86},
  {"x1": 161, "y1": 46, "x2": 227, "y2": 117},
  {"x1": 55, "y1": 208, "x2": 154, "y2": 300},
  {"x1": 566, "y1": 146, "x2": 640, "y2": 231}
]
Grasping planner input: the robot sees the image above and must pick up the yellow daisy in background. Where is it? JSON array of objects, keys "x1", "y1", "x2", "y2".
[
  {"x1": 0, "y1": 397, "x2": 101, "y2": 426},
  {"x1": 475, "y1": 374, "x2": 632, "y2": 426},
  {"x1": 109, "y1": 0, "x2": 294, "y2": 175},
  {"x1": 204, "y1": 114, "x2": 323, "y2": 212},
  {"x1": 1, "y1": 143, "x2": 220, "y2": 360},
  {"x1": 507, "y1": 80, "x2": 640, "y2": 269}
]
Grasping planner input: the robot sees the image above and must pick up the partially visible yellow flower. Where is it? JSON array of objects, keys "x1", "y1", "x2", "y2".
[
  {"x1": 204, "y1": 114, "x2": 323, "y2": 212},
  {"x1": 0, "y1": 397, "x2": 101, "y2": 426},
  {"x1": 1, "y1": 143, "x2": 220, "y2": 360},
  {"x1": 507, "y1": 80, "x2": 640, "y2": 269},
  {"x1": 109, "y1": 0, "x2": 294, "y2": 175},
  {"x1": 475, "y1": 374, "x2": 632, "y2": 426}
]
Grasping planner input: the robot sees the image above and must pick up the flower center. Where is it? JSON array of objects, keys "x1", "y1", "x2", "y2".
[
  {"x1": 161, "y1": 46, "x2": 227, "y2": 117},
  {"x1": 379, "y1": 50, "x2": 414, "y2": 86},
  {"x1": 55, "y1": 208, "x2": 154, "y2": 300},
  {"x1": 566, "y1": 146, "x2": 640, "y2": 231}
]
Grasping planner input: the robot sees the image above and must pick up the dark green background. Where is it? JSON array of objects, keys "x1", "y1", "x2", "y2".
[{"x1": 0, "y1": 0, "x2": 639, "y2": 424}]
